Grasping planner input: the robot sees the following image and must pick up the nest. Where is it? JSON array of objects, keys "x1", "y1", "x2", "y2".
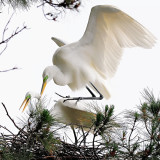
[{"x1": 0, "y1": 103, "x2": 108, "y2": 160}]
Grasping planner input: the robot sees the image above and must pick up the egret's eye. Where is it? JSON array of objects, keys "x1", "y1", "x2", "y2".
[{"x1": 43, "y1": 75, "x2": 48, "y2": 83}]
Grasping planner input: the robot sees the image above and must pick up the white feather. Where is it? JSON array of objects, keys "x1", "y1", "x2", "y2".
[
  {"x1": 43, "y1": 5, "x2": 156, "y2": 99},
  {"x1": 79, "y1": 5, "x2": 156, "y2": 78}
]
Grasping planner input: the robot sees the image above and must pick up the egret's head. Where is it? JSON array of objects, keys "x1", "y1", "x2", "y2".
[
  {"x1": 41, "y1": 66, "x2": 53, "y2": 96},
  {"x1": 19, "y1": 93, "x2": 31, "y2": 112},
  {"x1": 20, "y1": 92, "x2": 41, "y2": 112}
]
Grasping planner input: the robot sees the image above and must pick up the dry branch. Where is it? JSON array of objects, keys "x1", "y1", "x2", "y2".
[
  {"x1": 0, "y1": 66, "x2": 19, "y2": 72},
  {"x1": 0, "y1": 13, "x2": 27, "y2": 55},
  {"x1": 0, "y1": 13, "x2": 27, "y2": 72},
  {"x1": 1, "y1": 103, "x2": 22, "y2": 132}
]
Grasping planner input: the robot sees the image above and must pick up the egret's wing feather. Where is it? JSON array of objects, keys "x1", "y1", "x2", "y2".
[
  {"x1": 79, "y1": 5, "x2": 156, "y2": 78},
  {"x1": 52, "y1": 100, "x2": 96, "y2": 130}
]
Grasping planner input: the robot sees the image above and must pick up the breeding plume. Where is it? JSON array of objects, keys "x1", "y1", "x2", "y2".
[
  {"x1": 53, "y1": 99, "x2": 96, "y2": 129},
  {"x1": 41, "y1": 5, "x2": 156, "y2": 101},
  {"x1": 20, "y1": 92, "x2": 95, "y2": 129}
]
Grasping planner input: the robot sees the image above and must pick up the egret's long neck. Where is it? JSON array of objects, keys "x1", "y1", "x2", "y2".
[{"x1": 50, "y1": 65, "x2": 71, "y2": 86}]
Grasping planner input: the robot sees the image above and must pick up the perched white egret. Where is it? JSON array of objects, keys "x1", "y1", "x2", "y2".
[
  {"x1": 20, "y1": 91, "x2": 96, "y2": 145},
  {"x1": 20, "y1": 92, "x2": 96, "y2": 129},
  {"x1": 41, "y1": 5, "x2": 156, "y2": 101}
]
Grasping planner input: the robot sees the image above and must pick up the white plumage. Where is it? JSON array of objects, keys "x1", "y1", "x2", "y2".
[
  {"x1": 19, "y1": 91, "x2": 41, "y2": 112},
  {"x1": 20, "y1": 92, "x2": 96, "y2": 130},
  {"x1": 52, "y1": 99, "x2": 96, "y2": 129},
  {"x1": 41, "y1": 5, "x2": 156, "y2": 99}
]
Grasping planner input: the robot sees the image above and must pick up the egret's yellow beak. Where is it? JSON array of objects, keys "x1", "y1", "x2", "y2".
[
  {"x1": 41, "y1": 81, "x2": 47, "y2": 96},
  {"x1": 41, "y1": 75, "x2": 48, "y2": 96},
  {"x1": 19, "y1": 95, "x2": 31, "y2": 112}
]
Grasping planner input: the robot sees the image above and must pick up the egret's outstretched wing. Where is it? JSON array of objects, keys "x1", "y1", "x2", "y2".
[{"x1": 79, "y1": 5, "x2": 156, "y2": 78}]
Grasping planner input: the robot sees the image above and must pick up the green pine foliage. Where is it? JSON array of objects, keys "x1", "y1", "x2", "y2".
[
  {"x1": 0, "y1": 88, "x2": 160, "y2": 159},
  {"x1": 0, "y1": 0, "x2": 38, "y2": 8},
  {"x1": 0, "y1": 100, "x2": 61, "y2": 159},
  {"x1": 0, "y1": 0, "x2": 81, "y2": 11}
]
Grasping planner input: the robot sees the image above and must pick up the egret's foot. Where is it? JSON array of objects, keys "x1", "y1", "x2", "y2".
[
  {"x1": 55, "y1": 92, "x2": 70, "y2": 98},
  {"x1": 63, "y1": 97, "x2": 83, "y2": 103},
  {"x1": 56, "y1": 82, "x2": 103, "y2": 103},
  {"x1": 63, "y1": 95, "x2": 103, "y2": 103}
]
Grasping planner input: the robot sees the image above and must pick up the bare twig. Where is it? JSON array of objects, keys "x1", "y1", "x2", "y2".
[
  {"x1": 0, "y1": 25, "x2": 27, "y2": 55},
  {"x1": 1, "y1": 103, "x2": 27, "y2": 135},
  {"x1": 128, "y1": 118, "x2": 137, "y2": 152},
  {"x1": 79, "y1": 123, "x2": 94, "y2": 147},
  {"x1": 0, "y1": 13, "x2": 27, "y2": 73},
  {"x1": 0, "y1": 25, "x2": 27, "y2": 46},
  {"x1": 0, "y1": 125, "x2": 14, "y2": 135},
  {"x1": 144, "y1": 120, "x2": 151, "y2": 136},
  {"x1": 0, "y1": 66, "x2": 20, "y2": 72},
  {"x1": 0, "y1": 13, "x2": 27, "y2": 55}
]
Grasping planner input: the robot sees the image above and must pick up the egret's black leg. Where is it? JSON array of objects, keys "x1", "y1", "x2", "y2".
[
  {"x1": 55, "y1": 86, "x2": 95, "y2": 99},
  {"x1": 86, "y1": 86, "x2": 96, "y2": 97},
  {"x1": 89, "y1": 82, "x2": 103, "y2": 97},
  {"x1": 62, "y1": 82, "x2": 103, "y2": 103}
]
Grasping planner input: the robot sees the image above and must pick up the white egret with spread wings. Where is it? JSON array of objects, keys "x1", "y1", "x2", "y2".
[{"x1": 40, "y1": 5, "x2": 156, "y2": 101}]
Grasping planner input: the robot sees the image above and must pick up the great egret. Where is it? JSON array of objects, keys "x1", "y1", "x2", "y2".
[
  {"x1": 41, "y1": 5, "x2": 156, "y2": 101},
  {"x1": 20, "y1": 92, "x2": 96, "y2": 144},
  {"x1": 20, "y1": 92, "x2": 96, "y2": 129}
]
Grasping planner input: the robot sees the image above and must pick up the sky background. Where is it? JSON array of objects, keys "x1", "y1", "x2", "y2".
[{"x1": 0, "y1": 0, "x2": 160, "y2": 132}]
